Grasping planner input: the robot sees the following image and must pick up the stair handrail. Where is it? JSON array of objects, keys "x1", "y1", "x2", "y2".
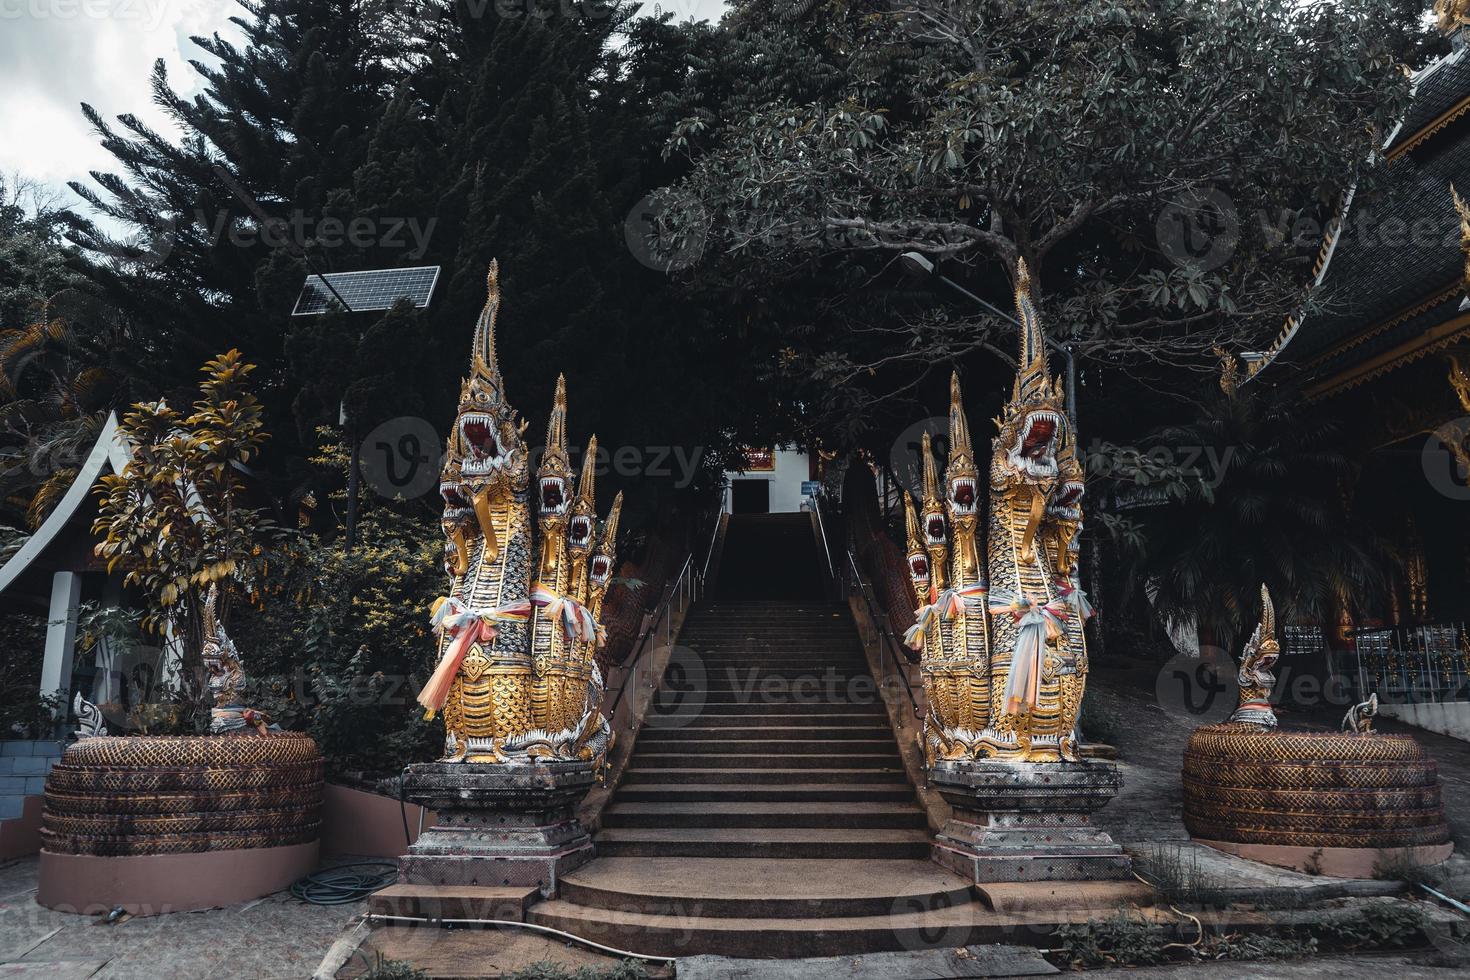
[
  {"x1": 808, "y1": 490, "x2": 837, "y2": 588},
  {"x1": 700, "y1": 501, "x2": 725, "y2": 580},
  {"x1": 606, "y1": 552, "x2": 697, "y2": 718},
  {"x1": 843, "y1": 548, "x2": 922, "y2": 719}
]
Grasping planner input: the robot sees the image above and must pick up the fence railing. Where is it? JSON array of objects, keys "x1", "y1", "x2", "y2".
[{"x1": 1334, "y1": 623, "x2": 1470, "y2": 705}]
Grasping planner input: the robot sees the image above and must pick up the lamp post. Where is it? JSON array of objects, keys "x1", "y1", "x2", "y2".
[{"x1": 898, "y1": 251, "x2": 1078, "y2": 435}]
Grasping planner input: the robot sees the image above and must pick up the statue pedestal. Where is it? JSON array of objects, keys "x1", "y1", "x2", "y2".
[
  {"x1": 398, "y1": 762, "x2": 596, "y2": 898},
  {"x1": 929, "y1": 760, "x2": 1131, "y2": 883}
]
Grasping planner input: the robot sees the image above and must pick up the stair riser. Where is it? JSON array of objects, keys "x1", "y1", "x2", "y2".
[
  {"x1": 526, "y1": 911, "x2": 1015, "y2": 958},
  {"x1": 639, "y1": 728, "x2": 893, "y2": 741},
  {"x1": 635, "y1": 741, "x2": 898, "y2": 755},
  {"x1": 632, "y1": 756, "x2": 900, "y2": 770},
  {"x1": 600, "y1": 812, "x2": 926, "y2": 830},
  {"x1": 557, "y1": 882, "x2": 971, "y2": 919},
  {"x1": 649, "y1": 702, "x2": 887, "y2": 715},
  {"x1": 663, "y1": 694, "x2": 882, "y2": 706},
  {"x1": 622, "y1": 770, "x2": 909, "y2": 785},
  {"x1": 612, "y1": 787, "x2": 916, "y2": 803},
  {"x1": 595, "y1": 839, "x2": 929, "y2": 860}
]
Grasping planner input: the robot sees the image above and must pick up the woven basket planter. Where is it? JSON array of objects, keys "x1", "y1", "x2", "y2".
[
  {"x1": 41, "y1": 733, "x2": 323, "y2": 857},
  {"x1": 1182, "y1": 723, "x2": 1450, "y2": 850}
]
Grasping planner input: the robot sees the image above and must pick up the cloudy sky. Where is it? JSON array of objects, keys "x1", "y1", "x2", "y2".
[{"x1": 1, "y1": 0, "x2": 725, "y2": 215}]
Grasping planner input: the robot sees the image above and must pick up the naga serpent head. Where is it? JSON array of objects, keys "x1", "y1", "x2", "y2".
[
  {"x1": 1047, "y1": 432, "x2": 1085, "y2": 524},
  {"x1": 945, "y1": 372, "x2": 979, "y2": 531},
  {"x1": 457, "y1": 260, "x2": 529, "y2": 508},
  {"x1": 903, "y1": 490, "x2": 931, "y2": 600},
  {"x1": 439, "y1": 452, "x2": 473, "y2": 577},
  {"x1": 919, "y1": 432, "x2": 948, "y2": 550},
  {"x1": 992, "y1": 258, "x2": 1068, "y2": 495},
  {"x1": 567, "y1": 435, "x2": 599, "y2": 561},
  {"x1": 589, "y1": 490, "x2": 623, "y2": 594},
  {"x1": 1243, "y1": 584, "x2": 1280, "y2": 677},
  {"x1": 537, "y1": 374, "x2": 573, "y2": 532}
]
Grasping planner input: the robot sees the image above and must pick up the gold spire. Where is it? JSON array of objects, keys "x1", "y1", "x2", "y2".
[
  {"x1": 904, "y1": 490, "x2": 923, "y2": 556},
  {"x1": 470, "y1": 259, "x2": 503, "y2": 393},
  {"x1": 575, "y1": 435, "x2": 598, "y2": 506},
  {"x1": 948, "y1": 371, "x2": 973, "y2": 463},
  {"x1": 600, "y1": 490, "x2": 623, "y2": 548},
  {"x1": 921, "y1": 431, "x2": 942, "y2": 510},
  {"x1": 1012, "y1": 258, "x2": 1054, "y2": 404},
  {"x1": 1259, "y1": 584, "x2": 1275, "y2": 640},
  {"x1": 546, "y1": 374, "x2": 568, "y2": 456}
]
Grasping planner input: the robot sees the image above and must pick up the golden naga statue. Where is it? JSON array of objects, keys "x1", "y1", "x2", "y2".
[
  {"x1": 416, "y1": 261, "x2": 616, "y2": 770},
  {"x1": 903, "y1": 258, "x2": 1093, "y2": 764},
  {"x1": 903, "y1": 393, "x2": 991, "y2": 766},
  {"x1": 1228, "y1": 585, "x2": 1280, "y2": 729}
]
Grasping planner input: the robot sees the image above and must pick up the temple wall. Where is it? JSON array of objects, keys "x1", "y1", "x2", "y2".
[{"x1": 1380, "y1": 701, "x2": 1470, "y2": 743}]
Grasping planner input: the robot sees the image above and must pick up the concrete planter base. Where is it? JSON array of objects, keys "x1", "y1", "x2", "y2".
[
  {"x1": 37, "y1": 840, "x2": 318, "y2": 915},
  {"x1": 1193, "y1": 837, "x2": 1455, "y2": 878},
  {"x1": 928, "y1": 760, "x2": 1131, "y2": 883},
  {"x1": 396, "y1": 761, "x2": 596, "y2": 897}
]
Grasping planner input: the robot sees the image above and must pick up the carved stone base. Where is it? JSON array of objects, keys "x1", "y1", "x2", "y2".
[
  {"x1": 928, "y1": 760, "x2": 1131, "y2": 883},
  {"x1": 397, "y1": 762, "x2": 596, "y2": 898}
]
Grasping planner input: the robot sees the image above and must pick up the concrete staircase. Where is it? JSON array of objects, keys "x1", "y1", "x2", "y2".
[{"x1": 531, "y1": 598, "x2": 978, "y2": 957}]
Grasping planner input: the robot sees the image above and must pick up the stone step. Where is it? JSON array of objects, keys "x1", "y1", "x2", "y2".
[
  {"x1": 593, "y1": 827, "x2": 931, "y2": 860},
  {"x1": 670, "y1": 701, "x2": 887, "y2": 715},
  {"x1": 526, "y1": 899, "x2": 1073, "y2": 958},
  {"x1": 631, "y1": 753, "x2": 900, "y2": 770},
  {"x1": 0, "y1": 756, "x2": 57, "y2": 775},
  {"x1": 601, "y1": 802, "x2": 926, "y2": 830},
  {"x1": 634, "y1": 739, "x2": 898, "y2": 756},
  {"x1": 681, "y1": 692, "x2": 881, "y2": 705},
  {"x1": 613, "y1": 783, "x2": 916, "y2": 803},
  {"x1": 369, "y1": 884, "x2": 540, "y2": 922},
  {"x1": 559, "y1": 858, "x2": 968, "y2": 918},
  {"x1": 622, "y1": 768, "x2": 910, "y2": 786},
  {"x1": 673, "y1": 710, "x2": 891, "y2": 725},
  {"x1": 638, "y1": 725, "x2": 893, "y2": 741},
  {"x1": 0, "y1": 741, "x2": 63, "y2": 758}
]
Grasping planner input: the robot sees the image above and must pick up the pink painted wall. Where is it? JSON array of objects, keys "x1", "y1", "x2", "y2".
[{"x1": 320, "y1": 783, "x2": 437, "y2": 858}]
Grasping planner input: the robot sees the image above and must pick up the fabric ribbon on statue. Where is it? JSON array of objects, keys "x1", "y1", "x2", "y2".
[
  {"x1": 1055, "y1": 580, "x2": 1095, "y2": 621},
  {"x1": 416, "y1": 595, "x2": 533, "y2": 718},
  {"x1": 988, "y1": 589, "x2": 1069, "y2": 715},
  {"x1": 531, "y1": 585, "x2": 605, "y2": 647},
  {"x1": 903, "y1": 582, "x2": 988, "y2": 650}
]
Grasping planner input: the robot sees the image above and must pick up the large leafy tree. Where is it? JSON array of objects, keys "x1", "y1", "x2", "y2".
[{"x1": 657, "y1": 0, "x2": 1419, "y2": 437}]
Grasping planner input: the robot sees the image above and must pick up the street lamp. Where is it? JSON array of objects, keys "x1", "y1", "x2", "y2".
[{"x1": 899, "y1": 251, "x2": 1078, "y2": 434}]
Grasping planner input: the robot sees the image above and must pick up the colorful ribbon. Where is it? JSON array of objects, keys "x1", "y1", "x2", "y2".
[
  {"x1": 417, "y1": 595, "x2": 533, "y2": 718},
  {"x1": 988, "y1": 588, "x2": 1069, "y2": 715},
  {"x1": 1055, "y1": 580, "x2": 1095, "y2": 621},
  {"x1": 903, "y1": 582, "x2": 988, "y2": 650},
  {"x1": 532, "y1": 585, "x2": 604, "y2": 647}
]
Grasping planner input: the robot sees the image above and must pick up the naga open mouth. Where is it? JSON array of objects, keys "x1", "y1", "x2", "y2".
[
  {"x1": 1010, "y1": 410, "x2": 1062, "y2": 480},
  {"x1": 460, "y1": 412, "x2": 511, "y2": 476},
  {"x1": 540, "y1": 477, "x2": 567, "y2": 514},
  {"x1": 568, "y1": 515, "x2": 593, "y2": 546},
  {"x1": 924, "y1": 512, "x2": 946, "y2": 546},
  {"x1": 590, "y1": 555, "x2": 612, "y2": 585},
  {"x1": 909, "y1": 554, "x2": 929, "y2": 579},
  {"x1": 949, "y1": 477, "x2": 977, "y2": 516},
  {"x1": 440, "y1": 481, "x2": 472, "y2": 519},
  {"x1": 1049, "y1": 480, "x2": 1084, "y2": 520}
]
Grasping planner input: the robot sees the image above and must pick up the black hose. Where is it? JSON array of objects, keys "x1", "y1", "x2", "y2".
[{"x1": 289, "y1": 861, "x2": 397, "y2": 906}]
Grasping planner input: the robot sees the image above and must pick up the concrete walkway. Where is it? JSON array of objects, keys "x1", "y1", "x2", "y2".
[{"x1": 0, "y1": 854, "x2": 365, "y2": 979}]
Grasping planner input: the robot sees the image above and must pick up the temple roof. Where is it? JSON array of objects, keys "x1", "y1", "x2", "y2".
[{"x1": 1253, "y1": 46, "x2": 1470, "y2": 395}]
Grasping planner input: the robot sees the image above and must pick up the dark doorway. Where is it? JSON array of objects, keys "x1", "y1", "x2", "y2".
[{"x1": 730, "y1": 479, "x2": 770, "y2": 514}]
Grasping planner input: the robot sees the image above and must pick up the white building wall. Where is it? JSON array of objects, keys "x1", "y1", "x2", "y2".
[{"x1": 723, "y1": 447, "x2": 811, "y2": 514}]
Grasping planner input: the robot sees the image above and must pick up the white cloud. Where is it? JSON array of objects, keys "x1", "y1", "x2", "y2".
[{"x1": 0, "y1": 0, "x2": 242, "y2": 207}]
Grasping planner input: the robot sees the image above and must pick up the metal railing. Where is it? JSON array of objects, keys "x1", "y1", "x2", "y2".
[
  {"x1": 808, "y1": 491, "x2": 837, "y2": 588},
  {"x1": 606, "y1": 553, "x2": 699, "y2": 718},
  {"x1": 843, "y1": 549, "x2": 922, "y2": 719},
  {"x1": 1336, "y1": 623, "x2": 1470, "y2": 705}
]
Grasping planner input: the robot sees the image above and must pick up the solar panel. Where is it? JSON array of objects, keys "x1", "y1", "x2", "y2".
[{"x1": 291, "y1": 266, "x2": 441, "y2": 316}]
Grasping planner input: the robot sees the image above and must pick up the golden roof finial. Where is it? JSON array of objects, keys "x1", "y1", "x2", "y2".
[
  {"x1": 1435, "y1": 0, "x2": 1470, "y2": 34},
  {"x1": 1212, "y1": 345, "x2": 1240, "y2": 397},
  {"x1": 1452, "y1": 183, "x2": 1470, "y2": 286},
  {"x1": 470, "y1": 259, "x2": 503, "y2": 390}
]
